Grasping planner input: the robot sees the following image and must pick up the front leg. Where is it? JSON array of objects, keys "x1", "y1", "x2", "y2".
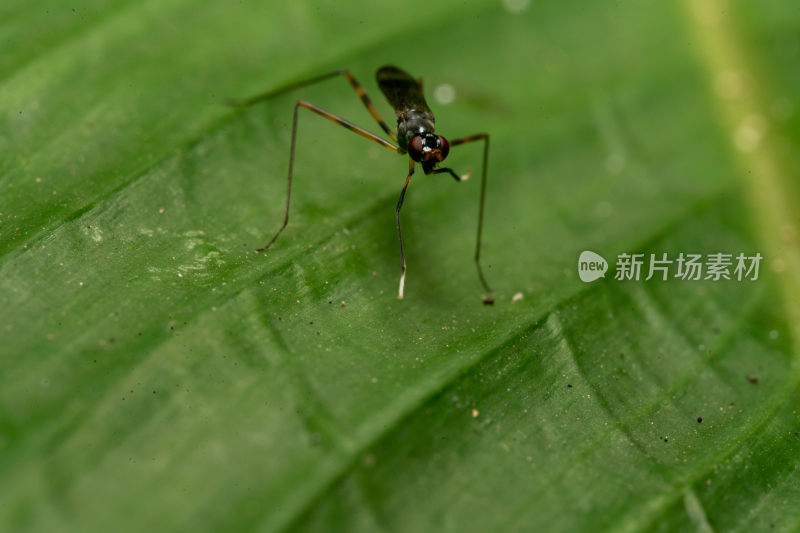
[{"x1": 395, "y1": 158, "x2": 415, "y2": 299}]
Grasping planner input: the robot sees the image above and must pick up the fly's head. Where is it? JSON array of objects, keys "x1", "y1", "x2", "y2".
[{"x1": 407, "y1": 133, "x2": 450, "y2": 174}]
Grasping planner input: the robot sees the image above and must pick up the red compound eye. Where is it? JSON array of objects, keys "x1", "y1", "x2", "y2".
[
  {"x1": 408, "y1": 135, "x2": 424, "y2": 162},
  {"x1": 438, "y1": 136, "x2": 450, "y2": 161}
]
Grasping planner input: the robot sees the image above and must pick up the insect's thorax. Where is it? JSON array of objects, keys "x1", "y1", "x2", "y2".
[{"x1": 396, "y1": 109, "x2": 436, "y2": 152}]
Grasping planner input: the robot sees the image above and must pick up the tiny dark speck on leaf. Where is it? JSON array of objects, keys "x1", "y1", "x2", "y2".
[
  {"x1": 746, "y1": 375, "x2": 760, "y2": 383},
  {"x1": 567, "y1": 384, "x2": 572, "y2": 388},
  {"x1": 663, "y1": 437, "x2": 668, "y2": 442},
  {"x1": 697, "y1": 417, "x2": 703, "y2": 423}
]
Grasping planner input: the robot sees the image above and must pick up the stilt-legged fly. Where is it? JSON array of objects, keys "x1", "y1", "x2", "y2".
[{"x1": 229, "y1": 66, "x2": 494, "y2": 304}]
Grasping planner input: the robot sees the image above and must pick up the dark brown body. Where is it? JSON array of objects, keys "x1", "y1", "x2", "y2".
[{"x1": 376, "y1": 66, "x2": 436, "y2": 153}]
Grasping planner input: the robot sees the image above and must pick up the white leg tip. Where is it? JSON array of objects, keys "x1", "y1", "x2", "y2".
[
  {"x1": 460, "y1": 168, "x2": 472, "y2": 181},
  {"x1": 398, "y1": 271, "x2": 406, "y2": 300}
]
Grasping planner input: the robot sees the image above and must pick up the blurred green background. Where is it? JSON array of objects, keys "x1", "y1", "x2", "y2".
[{"x1": 1, "y1": 0, "x2": 799, "y2": 531}]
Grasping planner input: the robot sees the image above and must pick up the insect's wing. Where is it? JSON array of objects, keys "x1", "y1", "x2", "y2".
[{"x1": 376, "y1": 66, "x2": 432, "y2": 115}]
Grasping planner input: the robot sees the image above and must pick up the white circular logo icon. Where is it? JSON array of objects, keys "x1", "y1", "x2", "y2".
[{"x1": 578, "y1": 251, "x2": 608, "y2": 282}]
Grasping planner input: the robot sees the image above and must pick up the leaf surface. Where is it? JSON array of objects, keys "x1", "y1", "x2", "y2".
[{"x1": 1, "y1": 1, "x2": 799, "y2": 532}]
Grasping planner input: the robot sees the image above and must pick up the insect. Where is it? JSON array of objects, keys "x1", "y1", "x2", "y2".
[{"x1": 228, "y1": 66, "x2": 494, "y2": 304}]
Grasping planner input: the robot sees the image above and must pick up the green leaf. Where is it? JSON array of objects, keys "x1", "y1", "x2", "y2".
[{"x1": 2, "y1": 0, "x2": 799, "y2": 532}]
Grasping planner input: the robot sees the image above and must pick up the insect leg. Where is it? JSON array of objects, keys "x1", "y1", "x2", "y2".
[
  {"x1": 256, "y1": 100, "x2": 401, "y2": 253},
  {"x1": 432, "y1": 167, "x2": 470, "y2": 182},
  {"x1": 227, "y1": 69, "x2": 398, "y2": 142},
  {"x1": 448, "y1": 133, "x2": 494, "y2": 304},
  {"x1": 396, "y1": 158, "x2": 415, "y2": 299}
]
